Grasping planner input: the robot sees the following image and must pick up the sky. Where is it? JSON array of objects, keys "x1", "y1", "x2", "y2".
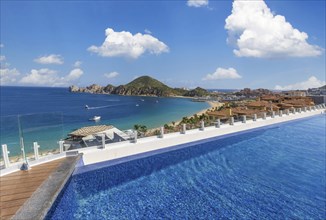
[{"x1": 0, "y1": 0, "x2": 325, "y2": 90}]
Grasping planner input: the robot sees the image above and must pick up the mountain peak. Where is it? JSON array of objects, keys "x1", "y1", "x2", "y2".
[
  {"x1": 70, "y1": 75, "x2": 209, "y2": 97},
  {"x1": 126, "y1": 76, "x2": 168, "y2": 88}
]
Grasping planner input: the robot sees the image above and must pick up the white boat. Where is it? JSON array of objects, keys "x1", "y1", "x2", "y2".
[
  {"x1": 136, "y1": 104, "x2": 139, "y2": 107},
  {"x1": 89, "y1": 116, "x2": 101, "y2": 121}
]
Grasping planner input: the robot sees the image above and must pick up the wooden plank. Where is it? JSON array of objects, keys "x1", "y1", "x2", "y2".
[
  {"x1": 0, "y1": 206, "x2": 20, "y2": 218},
  {"x1": 0, "y1": 198, "x2": 27, "y2": 209},
  {"x1": 0, "y1": 185, "x2": 39, "y2": 196},
  {"x1": 0, "y1": 182, "x2": 45, "y2": 191},
  {"x1": 0, "y1": 158, "x2": 67, "y2": 219}
]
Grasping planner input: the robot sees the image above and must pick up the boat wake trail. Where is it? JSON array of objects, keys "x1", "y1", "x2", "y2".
[{"x1": 85, "y1": 105, "x2": 112, "y2": 110}]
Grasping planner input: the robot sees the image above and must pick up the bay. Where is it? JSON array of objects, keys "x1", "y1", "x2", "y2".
[{"x1": 0, "y1": 86, "x2": 209, "y2": 156}]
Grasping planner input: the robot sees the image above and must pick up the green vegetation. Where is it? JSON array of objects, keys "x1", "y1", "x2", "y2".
[
  {"x1": 125, "y1": 76, "x2": 179, "y2": 96},
  {"x1": 164, "y1": 124, "x2": 174, "y2": 131},
  {"x1": 70, "y1": 75, "x2": 210, "y2": 97},
  {"x1": 184, "y1": 87, "x2": 209, "y2": 97},
  {"x1": 133, "y1": 124, "x2": 148, "y2": 137}
]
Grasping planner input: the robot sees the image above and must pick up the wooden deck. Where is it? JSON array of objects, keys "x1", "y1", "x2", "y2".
[{"x1": 0, "y1": 158, "x2": 66, "y2": 219}]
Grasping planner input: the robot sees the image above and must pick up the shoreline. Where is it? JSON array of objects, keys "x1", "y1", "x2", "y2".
[
  {"x1": 2, "y1": 107, "x2": 325, "y2": 175},
  {"x1": 145, "y1": 101, "x2": 223, "y2": 134},
  {"x1": 167, "y1": 101, "x2": 223, "y2": 126},
  {"x1": 81, "y1": 108, "x2": 325, "y2": 166}
]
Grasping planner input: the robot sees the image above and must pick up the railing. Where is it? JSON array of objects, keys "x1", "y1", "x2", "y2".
[
  {"x1": 1, "y1": 104, "x2": 325, "y2": 170},
  {"x1": 131, "y1": 104, "x2": 325, "y2": 143},
  {"x1": 1, "y1": 112, "x2": 64, "y2": 170}
]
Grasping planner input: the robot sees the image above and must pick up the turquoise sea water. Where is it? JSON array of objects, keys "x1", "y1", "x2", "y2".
[
  {"x1": 0, "y1": 86, "x2": 209, "y2": 156},
  {"x1": 48, "y1": 115, "x2": 326, "y2": 219}
]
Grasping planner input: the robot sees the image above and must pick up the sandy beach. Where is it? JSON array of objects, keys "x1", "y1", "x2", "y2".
[
  {"x1": 168, "y1": 101, "x2": 223, "y2": 126},
  {"x1": 145, "y1": 101, "x2": 224, "y2": 135}
]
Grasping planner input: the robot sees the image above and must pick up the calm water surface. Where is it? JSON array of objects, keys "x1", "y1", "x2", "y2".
[{"x1": 0, "y1": 86, "x2": 208, "y2": 156}]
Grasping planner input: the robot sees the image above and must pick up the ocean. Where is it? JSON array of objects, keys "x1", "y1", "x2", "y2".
[{"x1": 0, "y1": 86, "x2": 209, "y2": 156}]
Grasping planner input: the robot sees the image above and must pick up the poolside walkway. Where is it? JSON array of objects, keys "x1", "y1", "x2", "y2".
[
  {"x1": 79, "y1": 109, "x2": 325, "y2": 166},
  {"x1": 0, "y1": 158, "x2": 65, "y2": 219}
]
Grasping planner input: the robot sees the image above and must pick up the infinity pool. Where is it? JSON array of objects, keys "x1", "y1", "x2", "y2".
[{"x1": 47, "y1": 115, "x2": 326, "y2": 219}]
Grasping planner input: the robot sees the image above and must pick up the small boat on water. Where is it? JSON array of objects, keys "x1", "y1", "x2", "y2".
[
  {"x1": 89, "y1": 116, "x2": 101, "y2": 121},
  {"x1": 140, "y1": 99, "x2": 145, "y2": 101},
  {"x1": 136, "y1": 104, "x2": 139, "y2": 107},
  {"x1": 85, "y1": 105, "x2": 89, "y2": 109}
]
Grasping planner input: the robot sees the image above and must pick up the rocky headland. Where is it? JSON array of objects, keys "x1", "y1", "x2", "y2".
[{"x1": 69, "y1": 75, "x2": 209, "y2": 97}]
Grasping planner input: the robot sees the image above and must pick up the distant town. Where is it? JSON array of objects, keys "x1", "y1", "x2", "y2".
[
  {"x1": 196, "y1": 85, "x2": 326, "y2": 104},
  {"x1": 70, "y1": 75, "x2": 326, "y2": 105}
]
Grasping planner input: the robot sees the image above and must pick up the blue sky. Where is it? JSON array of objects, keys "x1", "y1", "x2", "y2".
[{"x1": 0, "y1": 0, "x2": 325, "y2": 90}]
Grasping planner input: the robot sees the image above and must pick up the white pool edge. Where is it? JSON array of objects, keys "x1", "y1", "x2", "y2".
[
  {"x1": 80, "y1": 109, "x2": 325, "y2": 166},
  {"x1": 1, "y1": 109, "x2": 324, "y2": 176}
]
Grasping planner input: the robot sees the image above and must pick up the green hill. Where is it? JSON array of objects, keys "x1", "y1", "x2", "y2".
[
  {"x1": 126, "y1": 76, "x2": 168, "y2": 89},
  {"x1": 115, "y1": 76, "x2": 178, "y2": 96},
  {"x1": 69, "y1": 75, "x2": 209, "y2": 97},
  {"x1": 184, "y1": 87, "x2": 209, "y2": 97}
]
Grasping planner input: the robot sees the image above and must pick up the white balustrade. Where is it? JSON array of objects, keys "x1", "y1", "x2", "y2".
[
  {"x1": 160, "y1": 126, "x2": 164, "y2": 138},
  {"x1": 200, "y1": 121, "x2": 205, "y2": 131},
  {"x1": 230, "y1": 117, "x2": 234, "y2": 125},
  {"x1": 2, "y1": 144, "x2": 10, "y2": 168},
  {"x1": 181, "y1": 123, "x2": 186, "y2": 134},
  {"x1": 33, "y1": 142, "x2": 40, "y2": 160}
]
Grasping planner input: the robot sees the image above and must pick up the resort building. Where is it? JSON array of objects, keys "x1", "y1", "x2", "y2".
[
  {"x1": 246, "y1": 100, "x2": 280, "y2": 111},
  {"x1": 206, "y1": 95, "x2": 315, "y2": 121},
  {"x1": 282, "y1": 90, "x2": 307, "y2": 97},
  {"x1": 65, "y1": 125, "x2": 131, "y2": 150}
]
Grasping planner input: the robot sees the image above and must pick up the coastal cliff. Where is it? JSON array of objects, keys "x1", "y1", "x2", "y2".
[{"x1": 69, "y1": 76, "x2": 209, "y2": 97}]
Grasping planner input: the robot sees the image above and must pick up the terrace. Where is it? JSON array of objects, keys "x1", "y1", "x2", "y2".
[{"x1": 0, "y1": 104, "x2": 325, "y2": 218}]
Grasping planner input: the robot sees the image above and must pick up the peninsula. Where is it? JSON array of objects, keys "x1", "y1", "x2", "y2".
[{"x1": 69, "y1": 76, "x2": 209, "y2": 97}]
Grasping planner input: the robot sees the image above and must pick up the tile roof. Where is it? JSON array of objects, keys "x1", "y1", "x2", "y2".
[{"x1": 69, "y1": 125, "x2": 113, "y2": 137}]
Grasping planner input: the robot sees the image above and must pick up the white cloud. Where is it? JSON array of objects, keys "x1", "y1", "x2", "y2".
[
  {"x1": 104, "y1": 71, "x2": 119, "y2": 79},
  {"x1": 19, "y1": 68, "x2": 83, "y2": 86},
  {"x1": 0, "y1": 68, "x2": 20, "y2": 85},
  {"x1": 73, "y1": 61, "x2": 82, "y2": 68},
  {"x1": 202, "y1": 67, "x2": 242, "y2": 80},
  {"x1": 88, "y1": 28, "x2": 169, "y2": 59},
  {"x1": 0, "y1": 44, "x2": 4, "y2": 48},
  {"x1": 0, "y1": 53, "x2": 20, "y2": 85},
  {"x1": 144, "y1": 29, "x2": 152, "y2": 35},
  {"x1": 20, "y1": 69, "x2": 58, "y2": 85},
  {"x1": 187, "y1": 0, "x2": 208, "y2": 8},
  {"x1": 225, "y1": 0, "x2": 323, "y2": 58},
  {"x1": 275, "y1": 76, "x2": 325, "y2": 90},
  {"x1": 34, "y1": 54, "x2": 64, "y2": 65},
  {"x1": 65, "y1": 68, "x2": 83, "y2": 81}
]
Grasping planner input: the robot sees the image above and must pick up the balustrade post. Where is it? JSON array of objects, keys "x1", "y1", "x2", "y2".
[
  {"x1": 200, "y1": 121, "x2": 205, "y2": 131},
  {"x1": 215, "y1": 119, "x2": 220, "y2": 128},
  {"x1": 160, "y1": 126, "x2": 164, "y2": 138},
  {"x1": 33, "y1": 142, "x2": 40, "y2": 160},
  {"x1": 59, "y1": 140, "x2": 64, "y2": 153},
  {"x1": 242, "y1": 115, "x2": 246, "y2": 123},
  {"x1": 101, "y1": 133, "x2": 105, "y2": 148},
  {"x1": 230, "y1": 117, "x2": 234, "y2": 125},
  {"x1": 181, "y1": 123, "x2": 186, "y2": 134},
  {"x1": 2, "y1": 144, "x2": 10, "y2": 168}
]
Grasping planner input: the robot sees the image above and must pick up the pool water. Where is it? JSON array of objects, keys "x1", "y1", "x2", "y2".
[{"x1": 47, "y1": 115, "x2": 326, "y2": 219}]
